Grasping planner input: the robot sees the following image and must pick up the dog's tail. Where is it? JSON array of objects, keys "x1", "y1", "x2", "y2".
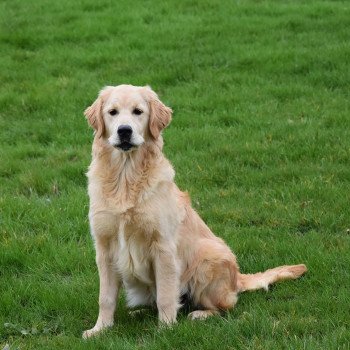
[{"x1": 237, "y1": 264, "x2": 307, "y2": 293}]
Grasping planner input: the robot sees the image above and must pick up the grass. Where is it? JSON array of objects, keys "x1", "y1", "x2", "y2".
[{"x1": 1, "y1": 0, "x2": 350, "y2": 348}]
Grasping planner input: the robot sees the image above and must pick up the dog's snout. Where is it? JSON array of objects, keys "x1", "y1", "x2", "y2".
[{"x1": 117, "y1": 125, "x2": 133, "y2": 140}]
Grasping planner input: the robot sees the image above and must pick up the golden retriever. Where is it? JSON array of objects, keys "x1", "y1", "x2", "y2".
[{"x1": 82, "y1": 84, "x2": 307, "y2": 338}]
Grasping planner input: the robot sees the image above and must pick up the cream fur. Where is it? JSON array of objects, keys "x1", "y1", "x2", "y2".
[{"x1": 82, "y1": 85, "x2": 307, "y2": 339}]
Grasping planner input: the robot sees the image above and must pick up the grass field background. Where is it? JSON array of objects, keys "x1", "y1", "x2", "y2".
[{"x1": 1, "y1": 0, "x2": 350, "y2": 349}]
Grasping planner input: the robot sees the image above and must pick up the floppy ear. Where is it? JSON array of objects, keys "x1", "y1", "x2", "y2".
[
  {"x1": 147, "y1": 88, "x2": 172, "y2": 140},
  {"x1": 84, "y1": 86, "x2": 113, "y2": 138},
  {"x1": 84, "y1": 97, "x2": 105, "y2": 138}
]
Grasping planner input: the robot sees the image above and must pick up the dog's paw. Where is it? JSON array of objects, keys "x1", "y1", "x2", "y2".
[
  {"x1": 82, "y1": 328, "x2": 99, "y2": 339},
  {"x1": 82, "y1": 324, "x2": 112, "y2": 339},
  {"x1": 158, "y1": 317, "x2": 177, "y2": 329},
  {"x1": 188, "y1": 310, "x2": 218, "y2": 320}
]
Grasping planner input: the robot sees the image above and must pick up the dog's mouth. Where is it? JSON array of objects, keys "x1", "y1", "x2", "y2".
[{"x1": 115, "y1": 142, "x2": 135, "y2": 151}]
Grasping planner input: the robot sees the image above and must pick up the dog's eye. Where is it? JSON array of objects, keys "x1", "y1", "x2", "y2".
[
  {"x1": 109, "y1": 109, "x2": 118, "y2": 116},
  {"x1": 133, "y1": 108, "x2": 143, "y2": 116}
]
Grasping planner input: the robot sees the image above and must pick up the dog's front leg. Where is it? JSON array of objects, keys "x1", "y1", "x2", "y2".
[
  {"x1": 153, "y1": 246, "x2": 180, "y2": 325},
  {"x1": 83, "y1": 236, "x2": 120, "y2": 339}
]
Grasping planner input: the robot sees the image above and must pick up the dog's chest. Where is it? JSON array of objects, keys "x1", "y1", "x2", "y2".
[{"x1": 117, "y1": 220, "x2": 155, "y2": 286}]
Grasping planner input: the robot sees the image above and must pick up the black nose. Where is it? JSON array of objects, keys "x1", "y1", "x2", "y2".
[{"x1": 117, "y1": 125, "x2": 133, "y2": 140}]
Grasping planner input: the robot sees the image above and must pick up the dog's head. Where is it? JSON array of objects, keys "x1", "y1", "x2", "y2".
[{"x1": 84, "y1": 85, "x2": 172, "y2": 151}]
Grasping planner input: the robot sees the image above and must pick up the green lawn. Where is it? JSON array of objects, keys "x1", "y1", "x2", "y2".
[{"x1": 1, "y1": 0, "x2": 350, "y2": 349}]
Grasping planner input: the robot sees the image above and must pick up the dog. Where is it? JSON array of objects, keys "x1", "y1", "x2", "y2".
[{"x1": 82, "y1": 84, "x2": 307, "y2": 338}]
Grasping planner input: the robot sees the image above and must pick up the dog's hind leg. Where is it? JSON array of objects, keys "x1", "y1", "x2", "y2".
[
  {"x1": 188, "y1": 309, "x2": 219, "y2": 320},
  {"x1": 188, "y1": 258, "x2": 239, "y2": 321},
  {"x1": 188, "y1": 286, "x2": 238, "y2": 321}
]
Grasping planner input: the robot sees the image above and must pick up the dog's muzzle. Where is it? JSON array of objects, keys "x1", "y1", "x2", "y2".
[{"x1": 116, "y1": 125, "x2": 134, "y2": 151}]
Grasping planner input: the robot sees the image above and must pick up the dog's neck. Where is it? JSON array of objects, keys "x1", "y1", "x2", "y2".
[{"x1": 90, "y1": 137, "x2": 169, "y2": 209}]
